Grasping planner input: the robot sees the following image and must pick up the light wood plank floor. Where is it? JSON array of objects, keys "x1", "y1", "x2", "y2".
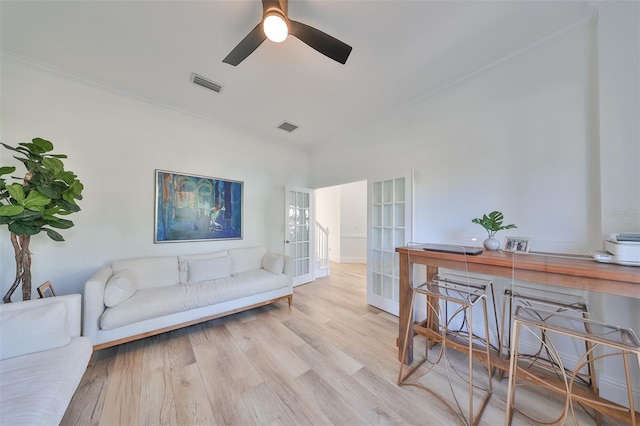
[{"x1": 63, "y1": 262, "x2": 607, "y2": 425}]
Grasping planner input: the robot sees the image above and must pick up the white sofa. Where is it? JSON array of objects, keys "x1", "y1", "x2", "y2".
[
  {"x1": 0, "y1": 294, "x2": 92, "y2": 425},
  {"x1": 83, "y1": 246, "x2": 293, "y2": 350}
]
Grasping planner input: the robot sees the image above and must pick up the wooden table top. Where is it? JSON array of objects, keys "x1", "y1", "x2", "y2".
[{"x1": 396, "y1": 245, "x2": 640, "y2": 299}]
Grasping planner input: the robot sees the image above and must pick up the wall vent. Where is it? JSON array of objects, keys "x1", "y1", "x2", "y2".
[
  {"x1": 191, "y1": 73, "x2": 223, "y2": 93},
  {"x1": 278, "y1": 121, "x2": 298, "y2": 133}
]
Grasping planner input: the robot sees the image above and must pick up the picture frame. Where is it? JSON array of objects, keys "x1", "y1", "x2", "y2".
[
  {"x1": 503, "y1": 236, "x2": 531, "y2": 254},
  {"x1": 37, "y1": 281, "x2": 56, "y2": 298},
  {"x1": 155, "y1": 169, "x2": 243, "y2": 243}
]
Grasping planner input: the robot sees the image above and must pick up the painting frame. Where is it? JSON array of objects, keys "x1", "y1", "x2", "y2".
[
  {"x1": 503, "y1": 236, "x2": 531, "y2": 254},
  {"x1": 37, "y1": 281, "x2": 56, "y2": 298},
  {"x1": 154, "y1": 169, "x2": 243, "y2": 243}
]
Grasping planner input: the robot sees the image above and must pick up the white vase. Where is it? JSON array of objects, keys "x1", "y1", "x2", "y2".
[{"x1": 483, "y1": 237, "x2": 500, "y2": 251}]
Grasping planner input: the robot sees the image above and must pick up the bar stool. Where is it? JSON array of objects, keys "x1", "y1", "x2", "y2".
[
  {"x1": 500, "y1": 286, "x2": 596, "y2": 394},
  {"x1": 505, "y1": 305, "x2": 640, "y2": 425},
  {"x1": 398, "y1": 275, "x2": 493, "y2": 426}
]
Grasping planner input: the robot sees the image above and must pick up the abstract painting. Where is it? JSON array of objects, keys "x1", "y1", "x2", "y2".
[{"x1": 155, "y1": 170, "x2": 243, "y2": 242}]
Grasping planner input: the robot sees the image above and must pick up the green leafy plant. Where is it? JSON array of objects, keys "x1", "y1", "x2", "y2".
[
  {"x1": 471, "y1": 211, "x2": 517, "y2": 238},
  {"x1": 0, "y1": 138, "x2": 83, "y2": 302}
]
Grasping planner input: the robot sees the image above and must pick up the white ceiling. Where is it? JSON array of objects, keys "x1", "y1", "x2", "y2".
[{"x1": 1, "y1": 0, "x2": 597, "y2": 149}]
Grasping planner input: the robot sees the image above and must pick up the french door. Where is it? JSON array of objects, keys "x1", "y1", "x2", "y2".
[
  {"x1": 285, "y1": 187, "x2": 314, "y2": 286},
  {"x1": 367, "y1": 173, "x2": 413, "y2": 316}
]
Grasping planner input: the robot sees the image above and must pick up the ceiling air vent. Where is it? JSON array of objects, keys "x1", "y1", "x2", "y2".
[
  {"x1": 191, "y1": 73, "x2": 223, "y2": 93},
  {"x1": 278, "y1": 121, "x2": 298, "y2": 133}
]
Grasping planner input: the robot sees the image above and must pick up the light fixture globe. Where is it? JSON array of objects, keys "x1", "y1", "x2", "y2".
[{"x1": 263, "y1": 13, "x2": 288, "y2": 42}]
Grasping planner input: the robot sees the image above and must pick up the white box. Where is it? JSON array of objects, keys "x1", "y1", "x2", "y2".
[{"x1": 605, "y1": 239, "x2": 640, "y2": 265}]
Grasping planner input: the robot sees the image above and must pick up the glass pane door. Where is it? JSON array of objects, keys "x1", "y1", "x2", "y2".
[
  {"x1": 367, "y1": 174, "x2": 412, "y2": 315},
  {"x1": 285, "y1": 187, "x2": 313, "y2": 286}
]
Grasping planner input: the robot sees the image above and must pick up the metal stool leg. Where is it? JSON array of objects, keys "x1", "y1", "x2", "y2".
[{"x1": 504, "y1": 317, "x2": 521, "y2": 425}]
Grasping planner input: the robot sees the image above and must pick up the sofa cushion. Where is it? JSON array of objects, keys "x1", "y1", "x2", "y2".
[
  {"x1": 187, "y1": 255, "x2": 233, "y2": 284},
  {"x1": 0, "y1": 301, "x2": 71, "y2": 360},
  {"x1": 182, "y1": 269, "x2": 291, "y2": 310},
  {"x1": 178, "y1": 250, "x2": 228, "y2": 285},
  {"x1": 229, "y1": 246, "x2": 267, "y2": 274},
  {"x1": 100, "y1": 285, "x2": 184, "y2": 330},
  {"x1": 262, "y1": 252, "x2": 285, "y2": 274},
  {"x1": 112, "y1": 256, "x2": 179, "y2": 290},
  {"x1": 101, "y1": 269, "x2": 291, "y2": 330},
  {"x1": 104, "y1": 270, "x2": 136, "y2": 307},
  {"x1": 0, "y1": 336, "x2": 92, "y2": 425}
]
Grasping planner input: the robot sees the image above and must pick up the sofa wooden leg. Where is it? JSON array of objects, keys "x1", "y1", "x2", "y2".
[{"x1": 288, "y1": 294, "x2": 293, "y2": 307}]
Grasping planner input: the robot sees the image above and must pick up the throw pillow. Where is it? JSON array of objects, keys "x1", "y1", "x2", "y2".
[
  {"x1": 262, "y1": 252, "x2": 285, "y2": 274},
  {"x1": 179, "y1": 250, "x2": 228, "y2": 285},
  {"x1": 104, "y1": 270, "x2": 136, "y2": 307},
  {"x1": 188, "y1": 255, "x2": 233, "y2": 284},
  {"x1": 0, "y1": 301, "x2": 71, "y2": 360},
  {"x1": 229, "y1": 246, "x2": 267, "y2": 274}
]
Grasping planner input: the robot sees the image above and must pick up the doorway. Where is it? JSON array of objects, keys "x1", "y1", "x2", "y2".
[{"x1": 315, "y1": 180, "x2": 367, "y2": 265}]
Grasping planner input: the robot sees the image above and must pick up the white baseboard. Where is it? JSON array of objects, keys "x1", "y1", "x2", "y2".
[
  {"x1": 598, "y1": 370, "x2": 640, "y2": 408},
  {"x1": 339, "y1": 257, "x2": 366, "y2": 263},
  {"x1": 314, "y1": 268, "x2": 330, "y2": 278}
]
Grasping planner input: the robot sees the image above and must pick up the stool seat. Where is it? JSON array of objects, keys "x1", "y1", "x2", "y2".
[
  {"x1": 501, "y1": 286, "x2": 589, "y2": 358},
  {"x1": 500, "y1": 287, "x2": 596, "y2": 391},
  {"x1": 514, "y1": 306, "x2": 640, "y2": 349}
]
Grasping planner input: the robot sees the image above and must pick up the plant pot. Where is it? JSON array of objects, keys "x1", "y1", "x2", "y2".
[{"x1": 483, "y1": 237, "x2": 500, "y2": 251}]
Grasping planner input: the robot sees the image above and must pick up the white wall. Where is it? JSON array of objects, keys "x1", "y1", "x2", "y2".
[
  {"x1": 0, "y1": 54, "x2": 309, "y2": 299},
  {"x1": 598, "y1": 2, "x2": 640, "y2": 237},
  {"x1": 593, "y1": 1, "x2": 640, "y2": 404},
  {"x1": 309, "y1": 6, "x2": 638, "y2": 286},
  {"x1": 339, "y1": 180, "x2": 367, "y2": 263},
  {"x1": 311, "y1": 20, "x2": 600, "y2": 254},
  {"x1": 315, "y1": 180, "x2": 367, "y2": 263},
  {"x1": 309, "y1": 5, "x2": 639, "y2": 405}
]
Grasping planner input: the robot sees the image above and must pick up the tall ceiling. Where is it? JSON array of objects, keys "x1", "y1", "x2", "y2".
[{"x1": 1, "y1": 0, "x2": 597, "y2": 148}]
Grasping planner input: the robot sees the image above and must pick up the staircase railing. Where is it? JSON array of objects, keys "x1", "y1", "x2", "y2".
[{"x1": 315, "y1": 221, "x2": 330, "y2": 277}]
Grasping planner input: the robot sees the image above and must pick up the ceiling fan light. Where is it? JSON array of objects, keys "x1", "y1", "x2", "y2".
[{"x1": 263, "y1": 14, "x2": 288, "y2": 43}]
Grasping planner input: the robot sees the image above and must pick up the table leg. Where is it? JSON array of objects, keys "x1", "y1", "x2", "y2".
[
  {"x1": 398, "y1": 252, "x2": 413, "y2": 364},
  {"x1": 398, "y1": 254, "x2": 440, "y2": 365}
]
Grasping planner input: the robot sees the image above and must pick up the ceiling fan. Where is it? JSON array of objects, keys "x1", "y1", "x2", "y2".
[{"x1": 223, "y1": 0, "x2": 352, "y2": 66}]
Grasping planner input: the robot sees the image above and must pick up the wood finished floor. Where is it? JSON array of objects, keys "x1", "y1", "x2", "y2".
[{"x1": 62, "y1": 262, "x2": 605, "y2": 426}]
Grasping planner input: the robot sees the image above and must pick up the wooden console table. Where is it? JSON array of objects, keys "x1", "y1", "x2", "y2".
[
  {"x1": 396, "y1": 244, "x2": 640, "y2": 365},
  {"x1": 396, "y1": 244, "x2": 640, "y2": 423}
]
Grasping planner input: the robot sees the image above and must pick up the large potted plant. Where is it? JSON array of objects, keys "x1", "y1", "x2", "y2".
[
  {"x1": 0, "y1": 138, "x2": 83, "y2": 302},
  {"x1": 471, "y1": 210, "x2": 517, "y2": 250}
]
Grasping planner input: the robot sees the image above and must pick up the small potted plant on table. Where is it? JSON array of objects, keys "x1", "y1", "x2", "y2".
[{"x1": 472, "y1": 211, "x2": 517, "y2": 251}]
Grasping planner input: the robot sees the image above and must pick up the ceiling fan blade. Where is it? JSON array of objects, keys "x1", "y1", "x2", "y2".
[
  {"x1": 289, "y1": 20, "x2": 352, "y2": 64},
  {"x1": 222, "y1": 23, "x2": 266, "y2": 66}
]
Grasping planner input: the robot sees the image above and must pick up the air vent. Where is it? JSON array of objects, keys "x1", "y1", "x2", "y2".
[
  {"x1": 278, "y1": 121, "x2": 298, "y2": 133},
  {"x1": 191, "y1": 73, "x2": 223, "y2": 93}
]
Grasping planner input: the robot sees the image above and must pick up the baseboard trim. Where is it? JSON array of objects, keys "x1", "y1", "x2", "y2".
[{"x1": 339, "y1": 257, "x2": 366, "y2": 263}]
